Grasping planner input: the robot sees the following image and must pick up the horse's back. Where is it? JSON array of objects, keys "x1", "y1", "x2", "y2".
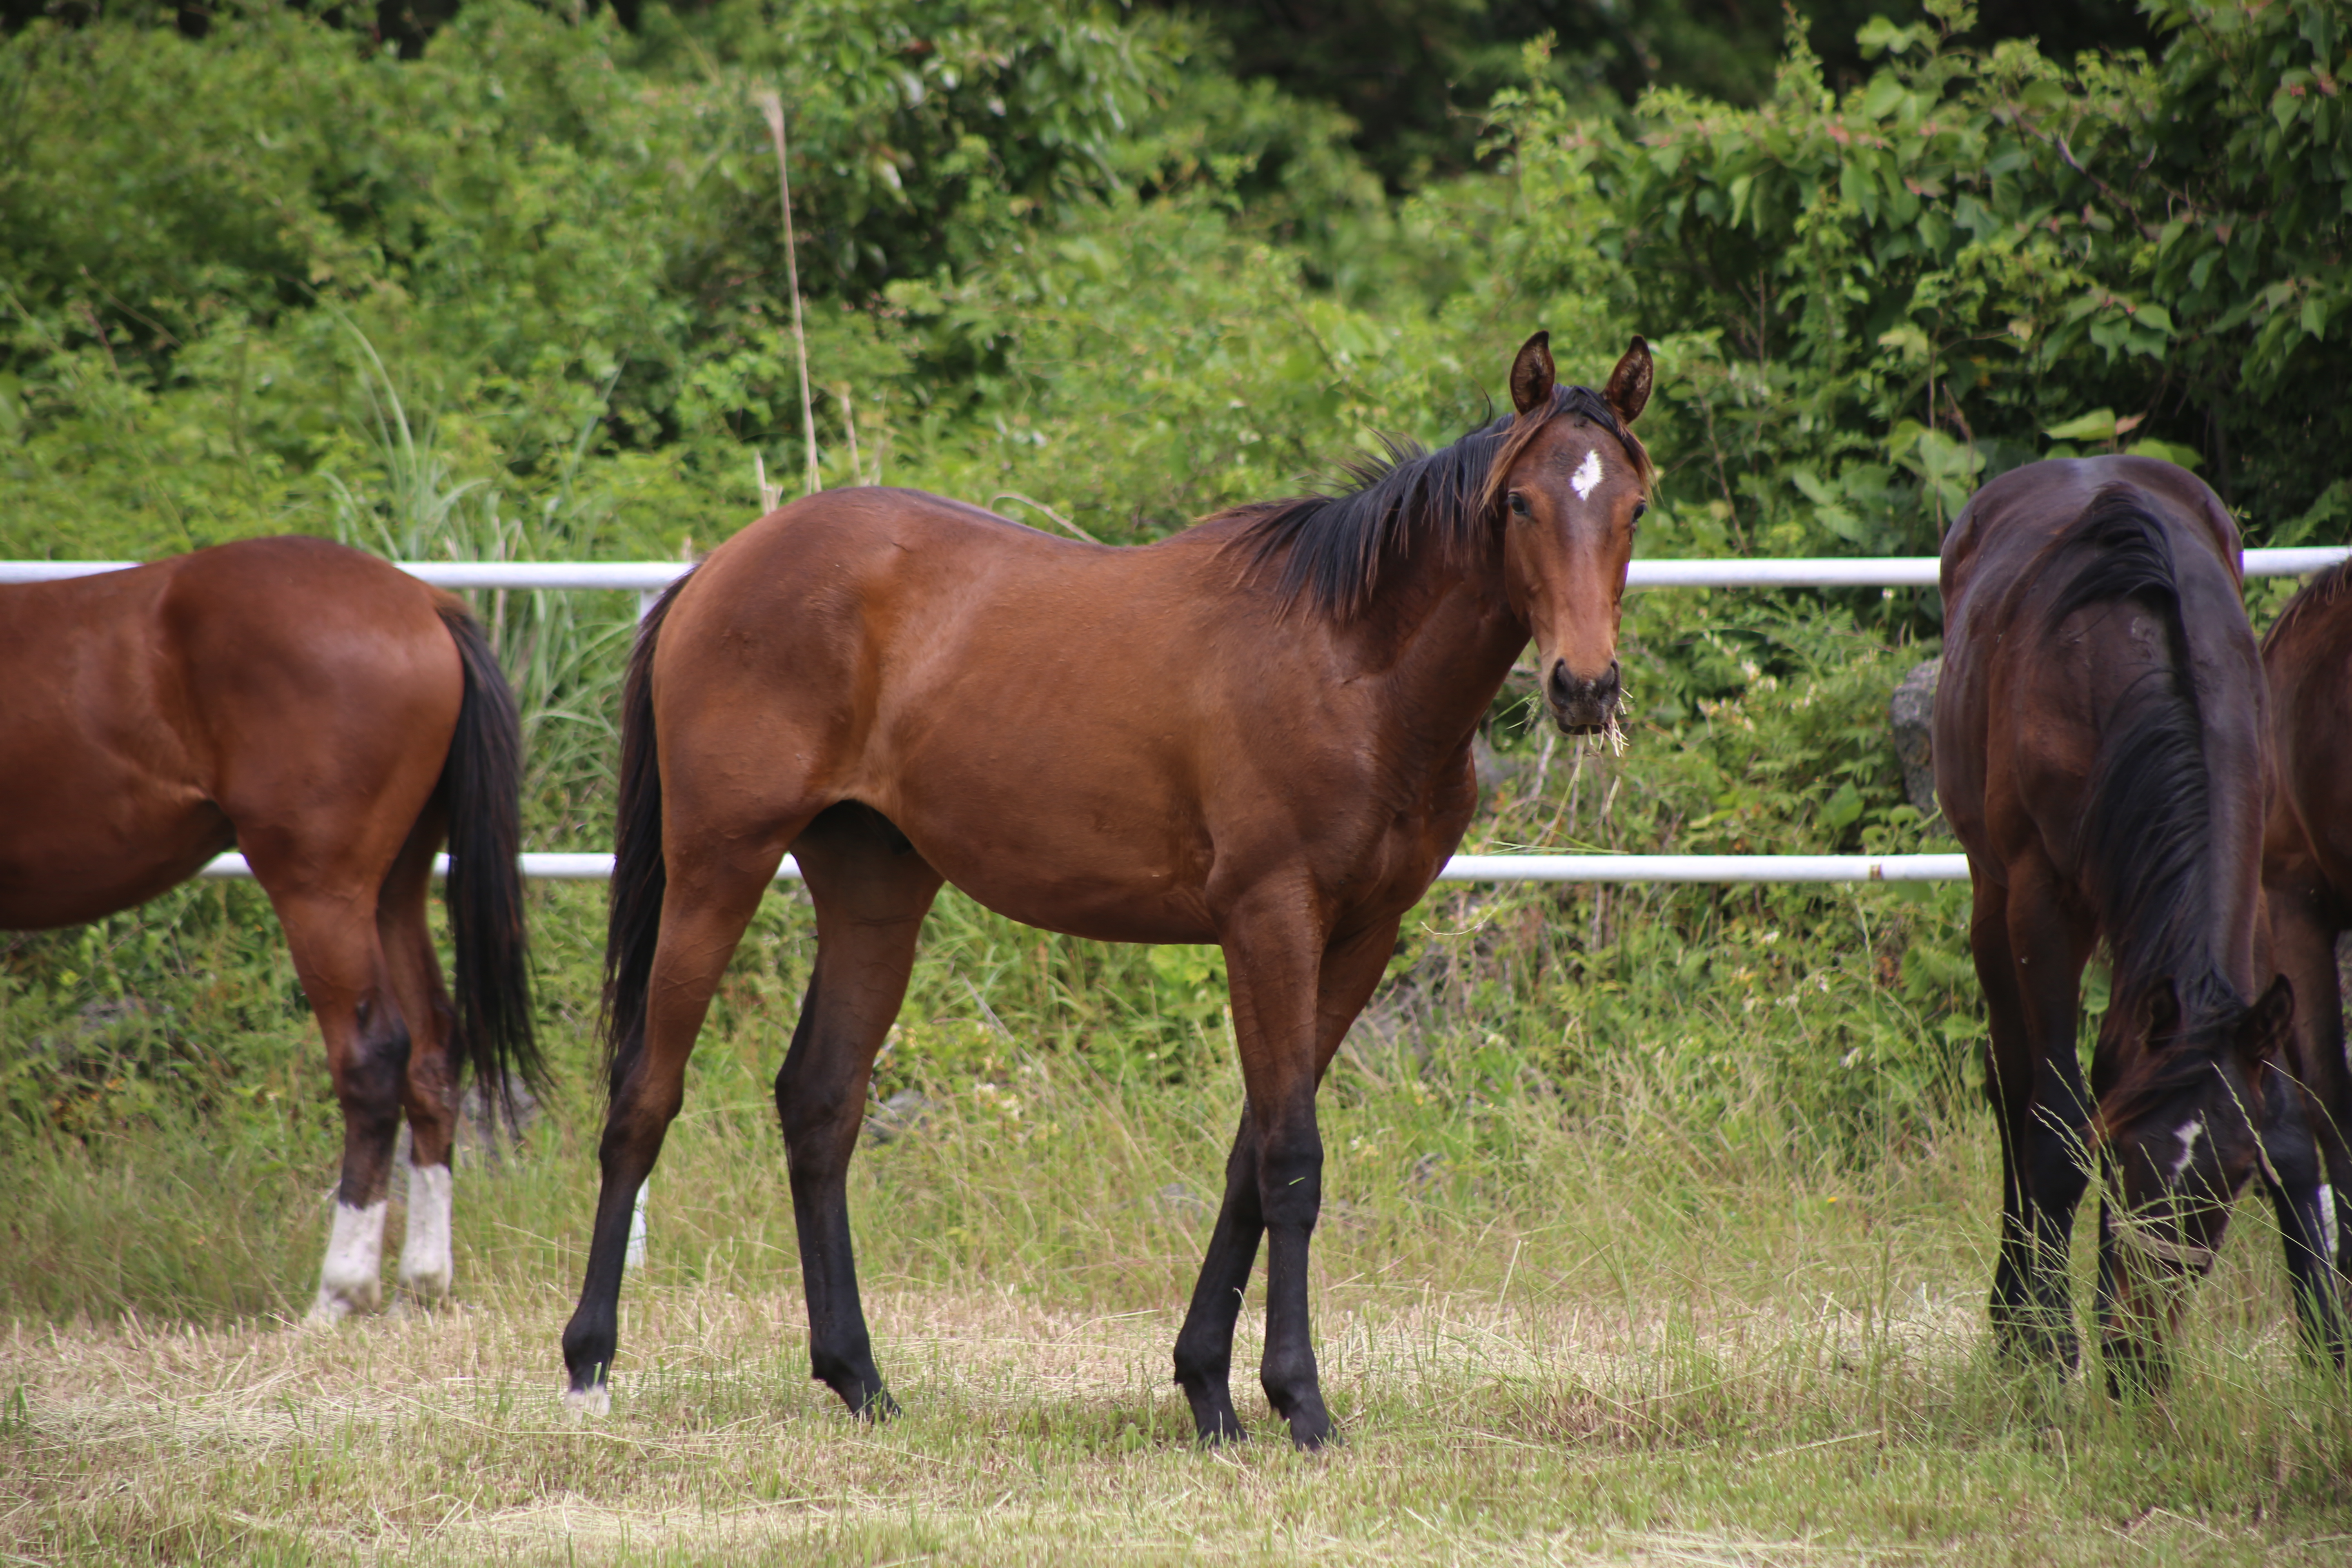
[
  {"x1": 1937, "y1": 457, "x2": 2246, "y2": 733},
  {"x1": 1939, "y1": 456, "x2": 2239, "y2": 621},
  {"x1": 0, "y1": 537, "x2": 464, "y2": 927}
]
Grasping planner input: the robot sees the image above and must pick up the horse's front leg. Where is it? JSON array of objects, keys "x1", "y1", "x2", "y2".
[
  {"x1": 2258, "y1": 1079, "x2": 2348, "y2": 1364},
  {"x1": 1178, "y1": 908, "x2": 1397, "y2": 1448},
  {"x1": 1976, "y1": 862, "x2": 2094, "y2": 1368},
  {"x1": 1172, "y1": 1104, "x2": 1264, "y2": 1443}
]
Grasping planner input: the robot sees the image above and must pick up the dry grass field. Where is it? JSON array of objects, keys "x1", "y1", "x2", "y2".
[{"x1": 6, "y1": 1051, "x2": 2350, "y2": 1566}]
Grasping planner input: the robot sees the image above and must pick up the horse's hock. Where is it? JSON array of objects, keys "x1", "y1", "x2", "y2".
[{"x1": 1889, "y1": 658, "x2": 1942, "y2": 823}]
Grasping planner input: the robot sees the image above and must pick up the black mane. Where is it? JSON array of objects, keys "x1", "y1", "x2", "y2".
[
  {"x1": 2050, "y1": 487, "x2": 2245, "y2": 1036},
  {"x1": 1224, "y1": 383, "x2": 1642, "y2": 621}
]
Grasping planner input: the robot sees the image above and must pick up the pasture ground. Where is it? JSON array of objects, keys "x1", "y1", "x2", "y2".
[{"x1": 5, "y1": 1047, "x2": 2350, "y2": 1566}]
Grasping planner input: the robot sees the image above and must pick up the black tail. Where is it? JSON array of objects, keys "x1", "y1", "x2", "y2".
[
  {"x1": 600, "y1": 573, "x2": 693, "y2": 1104},
  {"x1": 436, "y1": 607, "x2": 544, "y2": 1115},
  {"x1": 2045, "y1": 487, "x2": 2225, "y2": 1016}
]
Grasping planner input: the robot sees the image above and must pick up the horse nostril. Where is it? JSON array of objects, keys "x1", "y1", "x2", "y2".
[{"x1": 1549, "y1": 660, "x2": 1619, "y2": 711}]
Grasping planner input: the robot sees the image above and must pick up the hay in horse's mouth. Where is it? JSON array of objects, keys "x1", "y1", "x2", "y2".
[{"x1": 1555, "y1": 695, "x2": 1629, "y2": 756}]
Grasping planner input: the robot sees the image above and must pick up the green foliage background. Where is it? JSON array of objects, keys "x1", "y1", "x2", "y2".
[{"x1": 1, "y1": 0, "x2": 2346, "y2": 1318}]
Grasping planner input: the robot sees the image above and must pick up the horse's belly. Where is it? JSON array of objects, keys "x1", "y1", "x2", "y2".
[
  {"x1": 922, "y1": 846, "x2": 1218, "y2": 946},
  {"x1": 0, "y1": 815, "x2": 230, "y2": 929}
]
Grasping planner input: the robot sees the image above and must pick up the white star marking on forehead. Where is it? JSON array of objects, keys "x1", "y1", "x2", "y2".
[{"x1": 1571, "y1": 448, "x2": 1604, "y2": 500}]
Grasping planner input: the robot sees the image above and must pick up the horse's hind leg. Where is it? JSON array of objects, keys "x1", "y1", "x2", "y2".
[
  {"x1": 777, "y1": 804, "x2": 942, "y2": 1417},
  {"x1": 378, "y1": 808, "x2": 463, "y2": 1308},
  {"x1": 264, "y1": 885, "x2": 408, "y2": 1324},
  {"x1": 1974, "y1": 869, "x2": 2094, "y2": 1368}
]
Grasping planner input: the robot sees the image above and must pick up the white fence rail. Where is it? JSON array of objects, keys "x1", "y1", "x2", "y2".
[
  {"x1": 195, "y1": 850, "x2": 1974, "y2": 884},
  {"x1": 7, "y1": 548, "x2": 2346, "y2": 592},
  {"x1": 20, "y1": 546, "x2": 2338, "y2": 888}
]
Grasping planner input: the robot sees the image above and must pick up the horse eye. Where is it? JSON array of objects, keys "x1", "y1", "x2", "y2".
[
  {"x1": 1508, "y1": 492, "x2": 1530, "y2": 517},
  {"x1": 1631, "y1": 501, "x2": 1648, "y2": 524}
]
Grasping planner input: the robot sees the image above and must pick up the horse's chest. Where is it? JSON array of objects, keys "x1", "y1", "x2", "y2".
[{"x1": 1328, "y1": 760, "x2": 1478, "y2": 913}]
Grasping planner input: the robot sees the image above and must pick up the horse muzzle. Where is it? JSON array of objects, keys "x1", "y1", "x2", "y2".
[{"x1": 1546, "y1": 659, "x2": 1622, "y2": 735}]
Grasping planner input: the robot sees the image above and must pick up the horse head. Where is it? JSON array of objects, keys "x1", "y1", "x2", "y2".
[
  {"x1": 2095, "y1": 973, "x2": 2294, "y2": 1390},
  {"x1": 1488, "y1": 331, "x2": 1653, "y2": 737}
]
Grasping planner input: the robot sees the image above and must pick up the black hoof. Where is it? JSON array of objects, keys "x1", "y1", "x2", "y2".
[
  {"x1": 1193, "y1": 1412, "x2": 1248, "y2": 1447},
  {"x1": 1287, "y1": 1410, "x2": 1337, "y2": 1451},
  {"x1": 833, "y1": 1383, "x2": 898, "y2": 1422}
]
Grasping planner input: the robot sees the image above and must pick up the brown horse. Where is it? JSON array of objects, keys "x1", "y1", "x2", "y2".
[
  {"x1": 560, "y1": 332, "x2": 1653, "y2": 1444},
  {"x1": 2259, "y1": 561, "x2": 2352, "y2": 1334},
  {"x1": 1935, "y1": 456, "x2": 2332, "y2": 1392},
  {"x1": 0, "y1": 536, "x2": 539, "y2": 1322}
]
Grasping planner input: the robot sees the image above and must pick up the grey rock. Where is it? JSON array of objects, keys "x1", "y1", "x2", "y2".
[
  {"x1": 392, "y1": 1072, "x2": 539, "y2": 1191},
  {"x1": 1889, "y1": 657, "x2": 1943, "y2": 822},
  {"x1": 864, "y1": 1088, "x2": 933, "y2": 1145}
]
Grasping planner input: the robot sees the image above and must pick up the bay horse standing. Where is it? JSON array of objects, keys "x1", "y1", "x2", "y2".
[
  {"x1": 1935, "y1": 456, "x2": 2336, "y2": 1391},
  {"x1": 2259, "y1": 560, "x2": 2352, "y2": 1330},
  {"x1": 561, "y1": 332, "x2": 1653, "y2": 1445},
  {"x1": 0, "y1": 536, "x2": 539, "y2": 1323}
]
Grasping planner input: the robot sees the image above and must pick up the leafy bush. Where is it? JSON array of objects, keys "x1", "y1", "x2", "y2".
[{"x1": 1488, "y1": 0, "x2": 2351, "y2": 588}]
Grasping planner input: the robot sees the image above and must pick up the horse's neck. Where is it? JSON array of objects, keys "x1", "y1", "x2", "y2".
[{"x1": 1343, "y1": 549, "x2": 1526, "y2": 749}]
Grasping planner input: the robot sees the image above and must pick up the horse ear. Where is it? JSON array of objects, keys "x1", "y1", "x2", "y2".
[
  {"x1": 1509, "y1": 331, "x2": 1555, "y2": 416},
  {"x1": 1605, "y1": 335, "x2": 1653, "y2": 423},
  {"x1": 2236, "y1": 974, "x2": 2296, "y2": 1063}
]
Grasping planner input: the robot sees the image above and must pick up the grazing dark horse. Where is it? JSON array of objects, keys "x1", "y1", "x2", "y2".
[
  {"x1": 1935, "y1": 456, "x2": 2332, "y2": 1392},
  {"x1": 2259, "y1": 561, "x2": 2352, "y2": 1327},
  {"x1": 0, "y1": 537, "x2": 539, "y2": 1322},
  {"x1": 561, "y1": 332, "x2": 1654, "y2": 1444}
]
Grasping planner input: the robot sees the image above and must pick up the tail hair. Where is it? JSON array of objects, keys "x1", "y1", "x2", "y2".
[
  {"x1": 600, "y1": 572, "x2": 694, "y2": 1103},
  {"x1": 435, "y1": 606, "x2": 543, "y2": 1118}
]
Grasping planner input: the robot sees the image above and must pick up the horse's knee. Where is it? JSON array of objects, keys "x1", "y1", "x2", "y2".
[
  {"x1": 1256, "y1": 1129, "x2": 1323, "y2": 1231},
  {"x1": 775, "y1": 1044, "x2": 862, "y2": 1171},
  {"x1": 778, "y1": 1083, "x2": 855, "y2": 1142},
  {"x1": 2025, "y1": 1121, "x2": 2090, "y2": 1205}
]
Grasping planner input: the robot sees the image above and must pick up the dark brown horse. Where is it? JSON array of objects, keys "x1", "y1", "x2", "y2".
[
  {"x1": 0, "y1": 536, "x2": 539, "y2": 1322},
  {"x1": 1936, "y1": 456, "x2": 2333, "y2": 1392},
  {"x1": 2259, "y1": 561, "x2": 2352, "y2": 1334},
  {"x1": 561, "y1": 333, "x2": 1653, "y2": 1444}
]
